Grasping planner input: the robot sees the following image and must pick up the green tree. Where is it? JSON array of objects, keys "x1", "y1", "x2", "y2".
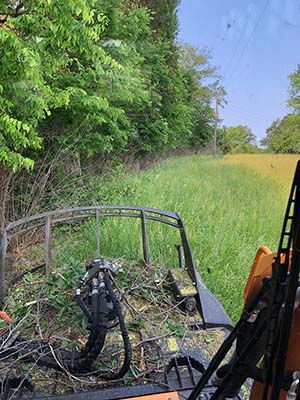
[
  {"x1": 220, "y1": 125, "x2": 258, "y2": 154},
  {"x1": 127, "y1": 0, "x2": 196, "y2": 152},
  {"x1": 179, "y1": 43, "x2": 217, "y2": 146},
  {"x1": 0, "y1": 0, "x2": 127, "y2": 227},
  {"x1": 288, "y1": 65, "x2": 300, "y2": 113},
  {"x1": 0, "y1": 0, "x2": 221, "y2": 229},
  {"x1": 261, "y1": 115, "x2": 300, "y2": 153}
]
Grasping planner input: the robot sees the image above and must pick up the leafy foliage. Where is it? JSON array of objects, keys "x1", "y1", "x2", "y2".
[
  {"x1": 0, "y1": 0, "x2": 217, "y2": 165},
  {"x1": 261, "y1": 115, "x2": 300, "y2": 154},
  {"x1": 0, "y1": 0, "x2": 219, "y2": 227},
  {"x1": 260, "y1": 65, "x2": 300, "y2": 154},
  {"x1": 288, "y1": 64, "x2": 300, "y2": 114},
  {"x1": 0, "y1": 26, "x2": 45, "y2": 170},
  {"x1": 179, "y1": 43, "x2": 217, "y2": 146},
  {"x1": 6, "y1": 258, "x2": 86, "y2": 327},
  {"x1": 219, "y1": 125, "x2": 259, "y2": 154},
  {"x1": 0, "y1": 0, "x2": 116, "y2": 168}
]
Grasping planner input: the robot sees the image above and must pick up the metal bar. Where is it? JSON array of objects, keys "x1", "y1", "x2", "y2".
[
  {"x1": 268, "y1": 164, "x2": 300, "y2": 400},
  {"x1": 7, "y1": 223, "x2": 49, "y2": 239},
  {"x1": 187, "y1": 357, "x2": 196, "y2": 385},
  {"x1": 141, "y1": 211, "x2": 150, "y2": 265},
  {"x1": 0, "y1": 230, "x2": 7, "y2": 305},
  {"x1": 174, "y1": 357, "x2": 183, "y2": 388},
  {"x1": 7, "y1": 212, "x2": 179, "y2": 239},
  {"x1": 45, "y1": 217, "x2": 51, "y2": 277},
  {"x1": 187, "y1": 279, "x2": 271, "y2": 400},
  {"x1": 164, "y1": 370, "x2": 170, "y2": 386},
  {"x1": 209, "y1": 319, "x2": 268, "y2": 400},
  {"x1": 95, "y1": 209, "x2": 100, "y2": 257},
  {"x1": 176, "y1": 215, "x2": 198, "y2": 284},
  {"x1": 262, "y1": 161, "x2": 300, "y2": 400},
  {"x1": 176, "y1": 244, "x2": 185, "y2": 269},
  {"x1": 6, "y1": 205, "x2": 180, "y2": 231}
]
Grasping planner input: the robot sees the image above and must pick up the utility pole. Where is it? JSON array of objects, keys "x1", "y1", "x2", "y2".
[{"x1": 213, "y1": 92, "x2": 219, "y2": 157}]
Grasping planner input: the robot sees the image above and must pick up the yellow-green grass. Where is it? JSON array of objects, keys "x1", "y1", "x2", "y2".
[
  {"x1": 222, "y1": 154, "x2": 299, "y2": 194},
  {"x1": 53, "y1": 155, "x2": 294, "y2": 322}
]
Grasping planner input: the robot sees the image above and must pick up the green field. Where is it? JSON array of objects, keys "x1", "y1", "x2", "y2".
[
  {"x1": 120, "y1": 155, "x2": 291, "y2": 321},
  {"x1": 51, "y1": 154, "x2": 298, "y2": 322},
  {"x1": 223, "y1": 153, "x2": 299, "y2": 190}
]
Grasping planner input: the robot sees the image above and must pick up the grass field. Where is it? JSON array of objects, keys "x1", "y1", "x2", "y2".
[
  {"x1": 51, "y1": 154, "x2": 299, "y2": 322},
  {"x1": 223, "y1": 154, "x2": 299, "y2": 191}
]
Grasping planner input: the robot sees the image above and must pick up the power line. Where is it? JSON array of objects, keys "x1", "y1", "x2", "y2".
[
  {"x1": 225, "y1": 0, "x2": 272, "y2": 84},
  {"x1": 223, "y1": 0, "x2": 258, "y2": 81}
]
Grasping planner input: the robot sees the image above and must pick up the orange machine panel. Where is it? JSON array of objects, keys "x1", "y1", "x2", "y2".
[
  {"x1": 246, "y1": 248, "x2": 299, "y2": 399},
  {"x1": 244, "y1": 246, "x2": 274, "y2": 307}
]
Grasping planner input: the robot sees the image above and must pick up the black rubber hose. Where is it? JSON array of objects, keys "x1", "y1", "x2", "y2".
[
  {"x1": 75, "y1": 287, "x2": 92, "y2": 321},
  {"x1": 76, "y1": 281, "x2": 108, "y2": 372},
  {"x1": 103, "y1": 271, "x2": 131, "y2": 379},
  {"x1": 0, "y1": 295, "x2": 108, "y2": 374},
  {"x1": 0, "y1": 271, "x2": 127, "y2": 377},
  {"x1": 85, "y1": 278, "x2": 100, "y2": 352}
]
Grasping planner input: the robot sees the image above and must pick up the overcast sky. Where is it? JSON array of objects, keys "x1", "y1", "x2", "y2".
[{"x1": 178, "y1": 0, "x2": 300, "y2": 141}]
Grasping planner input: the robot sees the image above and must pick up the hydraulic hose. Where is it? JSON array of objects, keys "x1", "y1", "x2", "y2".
[
  {"x1": 103, "y1": 271, "x2": 131, "y2": 379},
  {"x1": 76, "y1": 287, "x2": 92, "y2": 321},
  {"x1": 76, "y1": 274, "x2": 108, "y2": 372},
  {"x1": 0, "y1": 266, "x2": 131, "y2": 379},
  {"x1": 86, "y1": 278, "x2": 100, "y2": 352}
]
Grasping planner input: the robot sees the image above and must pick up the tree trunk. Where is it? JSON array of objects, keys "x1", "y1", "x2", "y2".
[
  {"x1": 0, "y1": 165, "x2": 13, "y2": 305},
  {"x1": 0, "y1": 165, "x2": 13, "y2": 231}
]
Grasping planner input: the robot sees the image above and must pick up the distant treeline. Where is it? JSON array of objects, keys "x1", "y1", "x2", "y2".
[
  {"x1": 219, "y1": 63, "x2": 300, "y2": 155},
  {"x1": 260, "y1": 64, "x2": 300, "y2": 154},
  {"x1": 0, "y1": 0, "x2": 220, "y2": 227}
]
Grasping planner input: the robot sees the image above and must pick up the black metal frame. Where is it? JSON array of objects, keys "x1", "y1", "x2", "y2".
[{"x1": 0, "y1": 205, "x2": 232, "y2": 329}]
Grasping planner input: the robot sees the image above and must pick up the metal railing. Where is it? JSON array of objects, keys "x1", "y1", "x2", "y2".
[{"x1": 0, "y1": 205, "x2": 198, "y2": 304}]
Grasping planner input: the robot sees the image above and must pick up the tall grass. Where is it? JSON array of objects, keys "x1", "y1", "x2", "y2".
[
  {"x1": 223, "y1": 154, "x2": 299, "y2": 191},
  {"x1": 50, "y1": 155, "x2": 294, "y2": 321}
]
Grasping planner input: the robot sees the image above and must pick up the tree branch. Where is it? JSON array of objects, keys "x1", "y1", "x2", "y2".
[{"x1": 0, "y1": 3, "x2": 26, "y2": 24}]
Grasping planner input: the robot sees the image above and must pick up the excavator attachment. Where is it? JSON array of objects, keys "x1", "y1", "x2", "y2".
[{"x1": 0, "y1": 206, "x2": 232, "y2": 400}]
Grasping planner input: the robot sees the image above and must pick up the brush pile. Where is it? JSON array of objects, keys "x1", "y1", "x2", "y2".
[{"x1": 0, "y1": 259, "x2": 225, "y2": 397}]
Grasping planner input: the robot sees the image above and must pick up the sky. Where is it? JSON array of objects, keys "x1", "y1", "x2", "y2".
[{"x1": 178, "y1": 0, "x2": 300, "y2": 141}]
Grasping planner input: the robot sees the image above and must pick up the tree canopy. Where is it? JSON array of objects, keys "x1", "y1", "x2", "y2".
[
  {"x1": 219, "y1": 125, "x2": 258, "y2": 154},
  {"x1": 288, "y1": 64, "x2": 300, "y2": 114},
  {"x1": 0, "y1": 0, "x2": 217, "y2": 172},
  {"x1": 261, "y1": 65, "x2": 300, "y2": 154},
  {"x1": 179, "y1": 43, "x2": 217, "y2": 146},
  {"x1": 261, "y1": 115, "x2": 300, "y2": 154},
  {"x1": 0, "y1": 0, "x2": 220, "y2": 228}
]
